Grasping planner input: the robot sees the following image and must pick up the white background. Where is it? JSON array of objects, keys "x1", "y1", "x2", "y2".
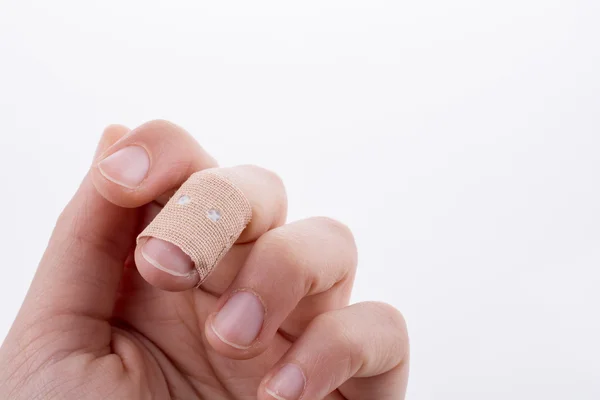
[{"x1": 0, "y1": 1, "x2": 599, "y2": 398}]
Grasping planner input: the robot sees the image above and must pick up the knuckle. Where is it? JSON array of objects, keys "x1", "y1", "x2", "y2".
[
  {"x1": 252, "y1": 230, "x2": 311, "y2": 295},
  {"x1": 309, "y1": 216, "x2": 358, "y2": 267},
  {"x1": 242, "y1": 164, "x2": 285, "y2": 190},
  {"x1": 314, "y1": 216, "x2": 356, "y2": 247},
  {"x1": 234, "y1": 165, "x2": 287, "y2": 222},
  {"x1": 314, "y1": 216, "x2": 352, "y2": 237},
  {"x1": 362, "y1": 302, "x2": 409, "y2": 367},
  {"x1": 312, "y1": 312, "x2": 363, "y2": 371},
  {"x1": 365, "y1": 301, "x2": 408, "y2": 335},
  {"x1": 313, "y1": 312, "x2": 354, "y2": 347},
  {"x1": 254, "y1": 230, "x2": 304, "y2": 274}
]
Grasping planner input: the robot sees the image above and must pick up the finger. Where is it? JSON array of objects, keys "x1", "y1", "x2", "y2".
[
  {"x1": 93, "y1": 124, "x2": 130, "y2": 159},
  {"x1": 23, "y1": 125, "x2": 134, "y2": 321},
  {"x1": 204, "y1": 217, "x2": 357, "y2": 358},
  {"x1": 134, "y1": 165, "x2": 287, "y2": 291},
  {"x1": 258, "y1": 302, "x2": 409, "y2": 400},
  {"x1": 91, "y1": 119, "x2": 218, "y2": 208}
]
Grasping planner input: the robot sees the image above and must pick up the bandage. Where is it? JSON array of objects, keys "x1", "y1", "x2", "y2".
[{"x1": 138, "y1": 169, "x2": 252, "y2": 286}]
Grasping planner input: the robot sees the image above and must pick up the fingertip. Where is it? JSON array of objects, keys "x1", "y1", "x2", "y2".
[
  {"x1": 91, "y1": 120, "x2": 218, "y2": 208},
  {"x1": 134, "y1": 237, "x2": 199, "y2": 291},
  {"x1": 261, "y1": 363, "x2": 306, "y2": 400},
  {"x1": 203, "y1": 308, "x2": 266, "y2": 360},
  {"x1": 203, "y1": 314, "x2": 252, "y2": 360},
  {"x1": 97, "y1": 145, "x2": 151, "y2": 190}
]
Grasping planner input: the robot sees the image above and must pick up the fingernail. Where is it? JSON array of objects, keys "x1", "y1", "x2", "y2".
[
  {"x1": 266, "y1": 364, "x2": 306, "y2": 400},
  {"x1": 211, "y1": 291, "x2": 264, "y2": 348},
  {"x1": 141, "y1": 238, "x2": 195, "y2": 277},
  {"x1": 98, "y1": 145, "x2": 150, "y2": 188}
]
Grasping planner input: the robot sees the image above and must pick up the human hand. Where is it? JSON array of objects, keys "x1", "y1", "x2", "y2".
[{"x1": 0, "y1": 121, "x2": 409, "y2": 399}]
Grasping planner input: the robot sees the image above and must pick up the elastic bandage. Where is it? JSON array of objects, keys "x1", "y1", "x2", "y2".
[{"x1": 138, "y1": 169, "x2": 252, "y2": 286}]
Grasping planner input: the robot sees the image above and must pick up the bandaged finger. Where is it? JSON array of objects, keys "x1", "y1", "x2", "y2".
[{"x1": 137, "y1": 169, "x2": 252, "y2": 286}]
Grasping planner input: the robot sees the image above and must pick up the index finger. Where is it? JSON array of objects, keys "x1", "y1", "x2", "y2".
[{"x1": 134, "y1": 165, "x2": 287, "y2": 291}]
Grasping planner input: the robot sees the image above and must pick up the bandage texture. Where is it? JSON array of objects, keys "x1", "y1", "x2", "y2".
[{"x1": 138, "y1": 169, "x2": 252, "y2": 285}]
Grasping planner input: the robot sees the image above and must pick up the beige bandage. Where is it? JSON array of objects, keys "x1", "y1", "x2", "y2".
[{"x1": 137, "y1": 169, "x2": 252, "y2": 286}]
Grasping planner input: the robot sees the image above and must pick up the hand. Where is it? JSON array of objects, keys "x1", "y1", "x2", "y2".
[{"x1": 0, "y1": 121, "x2": 409, "y2": 399}]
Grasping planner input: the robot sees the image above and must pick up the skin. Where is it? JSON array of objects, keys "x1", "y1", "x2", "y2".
[{"x1": 0, "y1": 120, "x2": 409, "y2": 399}]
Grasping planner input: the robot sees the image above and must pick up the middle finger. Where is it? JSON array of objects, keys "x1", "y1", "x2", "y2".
[{"x1": 205, "y1": 217, "x2": 358, "y2": 359}]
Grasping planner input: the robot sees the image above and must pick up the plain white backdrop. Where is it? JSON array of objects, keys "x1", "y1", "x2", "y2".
[{"x1": 1, "y1": 0, "x2": 599, "y2": 398}]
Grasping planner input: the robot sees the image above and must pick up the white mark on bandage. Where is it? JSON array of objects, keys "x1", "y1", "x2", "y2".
[
  {"x1": 177, "y1": 194, "x2": 191, "y2": 205},
  {"x1": 207, "y1": 209, "x2": 221, "y2": 222}
]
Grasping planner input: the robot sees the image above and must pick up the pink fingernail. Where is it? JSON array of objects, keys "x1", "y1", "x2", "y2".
[
  {"x1": 211, "y1": 291, "x2": 264, "y2": 348},
  {"x1": 98, "y1": 145, "x2": 150, "y2": 189},
  {"x1": 141, "y1": 237, "x2": 195, "y2": 277},
  {"x1": 266, "y1": 363, "x2": 306, "y2": 400}
]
